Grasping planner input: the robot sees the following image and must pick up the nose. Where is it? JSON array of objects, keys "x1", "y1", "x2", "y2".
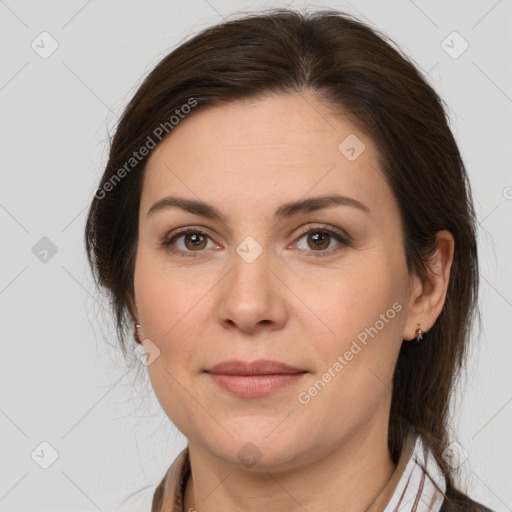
[{"x1": 216, "y1": 247, "x2": 288, "y2": 334}]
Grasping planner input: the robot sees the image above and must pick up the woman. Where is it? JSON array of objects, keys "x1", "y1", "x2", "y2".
[{"x1": 85, "y1": 8, "x2": 494, "y2": 512}]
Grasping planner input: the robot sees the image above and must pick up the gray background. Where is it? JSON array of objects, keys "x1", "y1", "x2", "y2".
[{"x1": 0, "y1": 0, "x2": 511, "y2": 510}]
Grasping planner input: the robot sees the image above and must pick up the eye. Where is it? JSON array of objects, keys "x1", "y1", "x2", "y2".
[
  {"x1": 161, "y1": 228, "x2": 219, "y2": 257},
  {"x1": 160, "y1": 224, "x2": 351, "y2": 258},
  {"x1": 293, "y1": 225, "x2": 350, "y2": 258}
]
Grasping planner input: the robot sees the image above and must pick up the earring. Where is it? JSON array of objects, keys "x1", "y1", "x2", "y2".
[
  {"x1": 134, "y1": 324, "x2": 142, "y2": 344},
  {"x1": 414, "y1": 323, "x2": 423, "y2": 342}
]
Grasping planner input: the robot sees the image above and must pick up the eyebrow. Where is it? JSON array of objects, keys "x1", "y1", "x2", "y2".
[{"x1": 147, "y1": 194, "x2": 371, "y2": 222}]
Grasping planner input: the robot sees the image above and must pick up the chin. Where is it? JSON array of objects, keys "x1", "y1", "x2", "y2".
[{"x1": 203, "y1": 426, "x2": 306, "y2": 471}]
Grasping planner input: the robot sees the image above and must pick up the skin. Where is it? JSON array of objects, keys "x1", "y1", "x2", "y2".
[{"x1": 132, "y1": 90, "x2": 454, "y2": 512}]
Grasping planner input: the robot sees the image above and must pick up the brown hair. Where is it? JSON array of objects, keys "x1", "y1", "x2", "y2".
[{"x1": 84, "y1": 7, "x2": 481, "y2": 504}]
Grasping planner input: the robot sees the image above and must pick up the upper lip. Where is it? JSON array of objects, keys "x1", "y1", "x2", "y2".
[{"x1": 205, "y1": 359, "x2": 306, "y2": 375}]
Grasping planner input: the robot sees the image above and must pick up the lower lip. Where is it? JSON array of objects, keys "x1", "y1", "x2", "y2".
[{"x1": 207, "y1": 372, "x2": 307, "y2": 397}]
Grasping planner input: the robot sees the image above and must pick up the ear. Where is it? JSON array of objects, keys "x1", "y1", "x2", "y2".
[{"x1": 402, "y1": 230, "x2": 455, "y2": 340}]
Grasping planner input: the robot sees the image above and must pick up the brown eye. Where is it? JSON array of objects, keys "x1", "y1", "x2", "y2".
[
  {"x1": 161, "y1": 225, "x2": 350, "y2": 259},
  {"x1": 182, "y1": 232, "x2": 208, "y2": 251},
  {"x1": 161, "y1": 228, "x2": 218, "y2": 257},
  {"x1": 305, "y1": 232, "x2": 331, "y2": 250},
  {"x1": 294, "y1": 226, "x2": 350, "y2": 258}
]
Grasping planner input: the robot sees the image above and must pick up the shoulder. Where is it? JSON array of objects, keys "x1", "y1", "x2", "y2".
[{"x1": 440, "y1": 482, "x2": 494, "y2": 512}]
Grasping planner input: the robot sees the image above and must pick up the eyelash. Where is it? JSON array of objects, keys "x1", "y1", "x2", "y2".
[{"x1": 160, "y1": 224, "x2": 351, "y2": 259}]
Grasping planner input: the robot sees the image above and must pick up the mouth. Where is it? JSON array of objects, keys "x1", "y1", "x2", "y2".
[{"x1": 204, "y1": 359, "x2": 307, "y2": 397}]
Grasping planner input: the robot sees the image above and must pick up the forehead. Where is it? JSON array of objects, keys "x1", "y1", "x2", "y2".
[{"x1": 141, "y1": 92, "x2": 394, "y2": 219}]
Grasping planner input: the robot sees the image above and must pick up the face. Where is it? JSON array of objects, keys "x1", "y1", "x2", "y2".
[{"x1": 133, "y1": 91, "x2": 416, "y2": 470}]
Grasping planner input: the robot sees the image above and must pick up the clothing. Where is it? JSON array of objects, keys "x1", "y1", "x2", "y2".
[{"x1": 151, "y1": 426, "x2": 493, "y2": 512}]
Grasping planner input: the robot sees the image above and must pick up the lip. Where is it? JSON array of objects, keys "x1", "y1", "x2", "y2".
[
  {"x1": 205, "y1": 359, "x2": 307, "y2": 398},
  {"x1": 205, "y1": 359, "x2": 305, "y2": 375}
]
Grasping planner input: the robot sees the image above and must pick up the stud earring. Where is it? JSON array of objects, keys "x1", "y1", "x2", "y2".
[
  {"x1": 134, "y1": 323, "x2": 142, "y2": 344},
  {"x1": 414, "y1": 323, "x2": 424, "y2": 342}
]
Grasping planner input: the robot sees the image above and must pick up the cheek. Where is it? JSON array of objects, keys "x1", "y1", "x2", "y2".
[
  {"x1": 296, "y1": 271, "x2": 404, "y2": 428},
  {"x1": 135, "y1": 255, "x2": 203, "y2": 427},
  {"x1": 296, "y1": 257, "x2": 406, "y2": 388},
  {"x1": 133, "y1": 249, "x2": 218, "y2": 410},
  {"x1": 134, "y1": 249, "x2": 209, "y2": 338},
  {"x1": 300, "y1": 261, "x2": 401, "y2": 336}
]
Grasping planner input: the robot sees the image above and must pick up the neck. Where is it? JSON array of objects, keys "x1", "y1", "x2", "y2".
[{"x1": 183, "y1": 422, "x2": 396, "y2": 512}]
